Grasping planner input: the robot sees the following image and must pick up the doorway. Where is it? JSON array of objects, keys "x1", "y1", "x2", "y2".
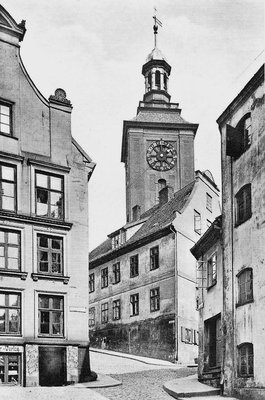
[{"x1": 39, "y1": 346, "x2": 66, "y2": 386}]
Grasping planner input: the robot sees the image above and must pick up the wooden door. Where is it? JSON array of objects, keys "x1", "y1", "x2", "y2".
[{"x1": 39, "y1": 346, "x2": 66, "y2": 386}]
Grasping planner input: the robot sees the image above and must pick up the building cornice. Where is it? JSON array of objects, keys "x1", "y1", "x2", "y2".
[{"x1": 0, "y1": 211, "x2": 73, "y2": 231}]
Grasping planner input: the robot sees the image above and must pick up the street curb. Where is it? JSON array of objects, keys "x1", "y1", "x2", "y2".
[
  {"x1": 74, "y1": 373, "x2": 122, "y2": 389},
  {"x1": 163, "y1": 378, "x2": 220, "y2": 399}
]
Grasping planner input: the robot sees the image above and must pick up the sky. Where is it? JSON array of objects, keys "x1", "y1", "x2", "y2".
[{"x1": 2, "y1": 0, "x2": 264, "y2": 249}]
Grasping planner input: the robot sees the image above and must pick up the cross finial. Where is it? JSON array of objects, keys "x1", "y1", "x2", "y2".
[{"x1": 153, "y1": 7, "x2": 162, "y2": 48}]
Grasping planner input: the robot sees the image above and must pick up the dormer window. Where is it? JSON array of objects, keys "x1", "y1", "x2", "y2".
[
  {"x1": 226, "y1": 113, "x2": 252, "y2": 158},
  {"x1": 111, "y1": 230, "x2": 126, "y2": 249}
]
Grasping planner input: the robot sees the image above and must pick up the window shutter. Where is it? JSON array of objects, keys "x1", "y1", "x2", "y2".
[{"x1": 226, "y1": 124, "x2": 243, "y2": 158}]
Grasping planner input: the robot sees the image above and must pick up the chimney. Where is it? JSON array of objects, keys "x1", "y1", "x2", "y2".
[{"x1": 159, "y1": 186, "x2": 174, "y2": 206}]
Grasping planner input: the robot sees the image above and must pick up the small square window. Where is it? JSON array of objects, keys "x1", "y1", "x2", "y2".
[{"x1": 0, "y1": 103, "x2": 12, "y2": 136}]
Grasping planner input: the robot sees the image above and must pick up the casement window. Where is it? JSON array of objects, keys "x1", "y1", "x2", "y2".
[
  {"x1": 238, "y1": 343, "x2": 254, "y2": 377},
  {"x1": 37, "y1": 234, "x2": 63, "y2": 275},
  {"x1": 89, "y1": 307, "x2": 95, "y2": 327},
  {"x1": 0, "y1": 229, "x2": 20, "y2": 271},
  {"x1": 0, "y1": 103, "x2": 12, "y2": 136},
  {"x1": 113, "y1": 262, "x2": 120, "y2": 284},
  {"x1": 89, "y1": 273, "x2": 95, "y2": 293},
  {"x1": 130, "y1": 255, "x2": 139, "y2": 278},
  {"x1": 38, "y1": 295, "x2": 64, "y2": 336},
  {"x1": 207, "y1": 252, "x2": 217, "y2": 288},
  {"x1": 150, "y1": 246, "x2": 159, "y2": 270},
  {"x1": 194, "y1": 210, "x2": 201, "y2": 234},
  {"x1": 181, "y1": 327, "x2": 193, "y2": 344},
  {"x1": 0, "y1": 354, "x2": 21, "y2": 385},
  {"x1": 0, "y1": 163, "x2": 16, "y2": 212},
  {"x1": 35, "y1": 171, "x2": 64, "y2": 219},
  {"x1": 0, "y1": 292, "x2": 21, "y2": 335},
  {"x1": 226, "y1": 114, "x2": 252, "y2": 158},
  {"x1": 113, "y1": 299, "x2": 121, "y2": 320},
  {"x1": 101, "y1": 267, "x2": 108, "y2": 288},
  {"x1": 101, "y1": 302, "x2": 108, "y2": 324},
  {"x1": 150, "y1": 288, "x2": 160, "y2": 312},
  {"x1": 237, "y1": 268, "x2": 253, "y2": 306},
  {"x1": 235, "y1": 184, "x2": 251, "y2": 226},
  {"x1": 130, "y1": 293, "x2": 139, "y2": 316},
  {"x1": 206, "y1": 193, "x2": 212, "y2": 212}
]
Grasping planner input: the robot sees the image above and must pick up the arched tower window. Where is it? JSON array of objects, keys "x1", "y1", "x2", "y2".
[
  {"x1": 147, "y1": 72, "x2": 152, "y2": 91},
  {"x1": 155, "y1": 71, "x2": 161, "y2": 89},
  {"x1": 164, "y1": 73, "x2": 167, "y2": 91},
  {"x1": 158, "y1": 179, "x2": 166, "y2": 191}
]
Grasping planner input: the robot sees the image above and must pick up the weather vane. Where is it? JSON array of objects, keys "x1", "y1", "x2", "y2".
[{"x1": 153, "y1": 7, "x2": 162, "y2": 48}]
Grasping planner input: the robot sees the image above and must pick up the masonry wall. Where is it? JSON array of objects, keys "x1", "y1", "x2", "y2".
[{"x1": 220, "y1": 72, "x2": 265, "y2": 399}]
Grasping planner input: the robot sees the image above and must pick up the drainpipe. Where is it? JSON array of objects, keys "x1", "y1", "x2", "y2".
[{"x1": 170, "y1": 225, "x2": 178, "y2": 362}]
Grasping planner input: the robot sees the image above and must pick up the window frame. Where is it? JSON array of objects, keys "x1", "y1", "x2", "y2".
[
  {"x1": 35, "y1": 170, "x2": 64, "y2": 220},
  {"x1": 0, "y1": 101, "x2": 12, "y2": 136},
  {"x1": 38, "y1": 294, "x2": 64, "y2": 337},
  {"x1": 101, "y1": 267, "x2": 108, "y2": 289},
  {"x1": 113, "y1": 262, "x2": 120, "y2": 284},
  {"x1": 235, "y1": 184, "x2": 252, "y2": 226},
  {"x1": 206, "y1": 193, "x2": 212, "y2": 212},
  {"x1": 89, "y1": 273, "x2": 95, "y2": 293},
  {"x1": 0, "y1": 291, "x2": 21, "y2": 336},
  {"x1": 207, "y1": 252, "x2": 217, "y2": 289},
  {"x1": 237, "y1": 268, "x2": 253, "y2": 306},
  {"x1": 0, "y1": 353, "x2": 21, "y2": 385},
  {"x1": 0, "y1": 162, "x2": 17, "y2": 212},
  {"x1": 130, "y1": 254, "x2": 139, "y2": 278},
  {"x1": 238, "y1": 343, "x2": 254, "y2": 377},
  {"x1": 150, "y1": 287, "x2": 160, "y2": 312},
  {"x1": 150, "y1": 246, "x2": 159, "y2": 271},
  {"x1": 130, "y1": 293, "x2": 139, "y2": 316},
  {"x1": 37, "y1": 234, "x2": 63, "y2": 276},
  {"x1": 112, "y1": 299, "x2": 121, "y2": 321},
  {"x1": 0, "y1": 228, "x2": 21, "y2": 271},
  {"x1": 194, "y1": 210, "x2": 201, "y2": 235},
  {"x1": 101, "y1": 302, "x2": 108, "y2": 324}
]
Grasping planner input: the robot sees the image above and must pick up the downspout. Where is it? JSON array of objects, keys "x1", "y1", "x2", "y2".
[
  {"x1": 170, "y1": 225, "x2": 178, "y2": 362},
  {"x1": 230, "y1": 156, "x2": 235, "y2": 391}
]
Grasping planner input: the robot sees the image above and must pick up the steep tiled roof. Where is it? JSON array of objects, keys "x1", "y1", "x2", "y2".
[
  {"x1": 89, "y1": 180, "x2": 195, "y2": 265},
  {"x1": 133, "y1": 111, "x2": 189, "y2": 124}
]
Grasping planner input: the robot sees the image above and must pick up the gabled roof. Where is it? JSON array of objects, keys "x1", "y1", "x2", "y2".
[
  {"x1": 0, "y1": 5, "x2": 26, "y2": 42},
  {"x1": 89, "y1": 180, "x2": 195, "y2": 267}
]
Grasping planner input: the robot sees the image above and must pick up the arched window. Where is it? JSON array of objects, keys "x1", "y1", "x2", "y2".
[
  {"x1": 158, "y1": 179, "x2": 166, "y2": 191},
  {"x1": 226, "y1": 113, "x2": 251, "y2": 158},
  {"x1": 236, "y1": 113, "x2": 252, "y2": 153},
  {"x1": 155, "y1": 71, "x2": 161, "y2": 89},
  {"x1": 147, "y1": 72, "x2": 152, "y2": 91},
  {"x1": 237, "y1": 268, "x2": 253, "y2": 305},
  {"x1": 238, "y1": 343, "x2": 253, "y2": 377},
  {"x1": 235, "y1": 184, "x2": 251, "y2": 226}
]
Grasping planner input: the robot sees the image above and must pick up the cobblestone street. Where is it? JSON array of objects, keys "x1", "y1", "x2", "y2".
[{"x1": 90, "y1": 350, "x2": 196, "y2": 400}]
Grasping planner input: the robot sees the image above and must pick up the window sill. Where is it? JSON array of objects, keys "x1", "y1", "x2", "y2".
[
  {"x1": 0, "y1": 270, "x2": 27, "y2": 280},
  {"x1": 236, "y1": 299, "x2": 254, "y2": 308},
  {"x1": 0, "y1": 333, "x2": 22, "y2": 336},
  {"x1": 150, "y1": 267, "x2": 159, "y2": 271},
  {"x1": 207, "y1": 282, "x2": 217, "y2": 291},
  {"x1": 130, "y1": 275, "x2": 139, "y2": 278},
  {"x1": 0, "y1": 132, "x2": 18, "y2": 140},
  {"x1": 130, "y1": 314, "x2": 139, "y2": 317},
  {"x1": 31, "y1": 273, "x2": 70, "y2": 284},
  {"x1": 112, "y1": 281, "x2": 120, "y2": 285},
  {"x1": 38, "y1": 335, "x2": 65, "y2": 339}
]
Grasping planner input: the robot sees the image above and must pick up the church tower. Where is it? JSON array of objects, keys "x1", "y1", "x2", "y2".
[{"x1": 121, "y1": 16, "x2": 198, "y2": 223}]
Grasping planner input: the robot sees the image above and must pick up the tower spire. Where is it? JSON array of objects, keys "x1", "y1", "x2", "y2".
[{"x1": 153, "y1": 7, "x2": 162, "y2": 48}]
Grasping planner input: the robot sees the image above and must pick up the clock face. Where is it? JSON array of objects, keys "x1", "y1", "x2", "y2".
[{"x1": 146, "y1": 139, "x2": 177, "y2": 171}]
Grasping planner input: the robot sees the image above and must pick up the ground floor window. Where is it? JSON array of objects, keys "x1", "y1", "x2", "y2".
[
  {"x1": 0, "y1": 353, "x2": 21, "y2": 384},
  {"x1": 238, "y1": 343, "x2": 253, "y2": 377}
]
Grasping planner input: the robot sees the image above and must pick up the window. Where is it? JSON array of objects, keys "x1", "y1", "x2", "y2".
[
  {"x1": 194, "y1": 330, "x2": 199, "y2": 345},
  {"x1": 150, "y1": 288, "x2": 160, "y2": 312},
  {"x1": 130, "y1": 293, "x2": 139, "y2": 316},
  {"x1": 226, "y1": 113, "x2": 252, "y2": 158},
  {"x1": 238, "y1": 343, "x2": 253, "y2": 377},
  {"x1": 235, "y1": 184, "x2": 251, "y2": 226},
  {"x1": 237, "y1": 269, "x2": 253, "y2": 305},
  {"x1": 37, "y1": 234, "x2": 63, "y2": 275},
  {"x1": 113, "y1": 262, "x2": 120, "y2": 284},
  {"x1": 158, "y1": 179, "x2": 166, "y2": 191},
  {"x1": 113, "y1": 299, "x2": 121, "y2": 320},
  {"x1": 130, "y1": 255, "x2": 139, "y2": 277},
  {"x1": 150, "y1": 246, "x2": 159, "y2": 270},
  {"x1": 101, "y1": 267, "x2": 108, "y2": 288},
  {"x1": 89, "y1": 307, "x2": 95, "y2": 327},
  {"x1": 164, "y1": 73, "x2": 167, "y2": 91},
  {"x1": 206, "y1": 219, "x2": 212, "y2": 228},
  {"x1": 35, "y1": 171, "x2": 64, "y2": 219},
  {"x1": 89, "y1": 273, "x2": 95, "y2": 293},
  {"x1": 101, "y1": 302, "x2": 108, "y2": 323},
  {"x1": 38, "y1": 294, "x2": 64, "y2": 336},
  {"x1": 206, "y1": 193, "x2": 212, "y2": 212},
  {"x1": 0, "y1": 163, "x2": 16, "y2": 212},
  {"x1": 0, "y1": 229, "x2": 20, "y2": 271},
  {"x1": 155, "y1": 70, "x2": 161, "y2": 89},
  {"x1": 0, "y1": 103, "x2": 11, "y2": 135},
  {"x1": 207, "y1": 252, "x2": 217, "y2": 288},
  {"x1": 132, "y1": 205, "x2": 141, "y2": 221},
  {"x1": 147, "y1": 72, "x2": 152, "y2": 91},
  {"x1": 0, "y1": 292, "x2": 21, "y2": 335},
  {"x1": 181, "y1": 327, "x2": 193, "y2": 344},
  {"x1": 0, "y1": 354, "x2": 21, "y2": 385},
  {"x1": 194, "y1": 210, "x2": 201, "y2": 234}
]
